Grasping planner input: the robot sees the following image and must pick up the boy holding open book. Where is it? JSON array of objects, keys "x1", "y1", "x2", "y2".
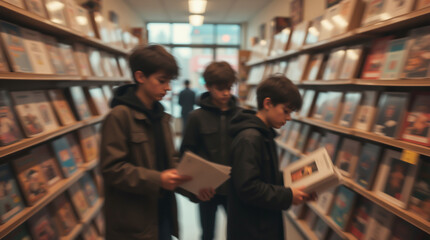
[{"x1": 227, "y1": 75, "x2": 316, "y2": 240}]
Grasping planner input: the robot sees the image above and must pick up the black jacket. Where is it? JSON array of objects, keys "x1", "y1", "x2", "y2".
[
  {"x1": 178, "y1": 87, "x2": 196, "y2": 117},
  {"x1": 227, "y1": 109, "x2": 293, "y2": 240},
  {"x1": 180, "y1": 92, "x2": 240, "y2": 195}
]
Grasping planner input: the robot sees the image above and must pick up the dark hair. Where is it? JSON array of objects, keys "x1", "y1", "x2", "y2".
[
  {"x1": 203, "y1": 61, "x2": 237, "y2": 88},
  {"x1": 129, "y1": 44, "x2": 179, "y2": 82},
  {"x1": 184, "y1": 80, "x2": 190, "y2": 86},
  {"x1": 256, "y1": 75, "x2": 302, "y2": 111}
]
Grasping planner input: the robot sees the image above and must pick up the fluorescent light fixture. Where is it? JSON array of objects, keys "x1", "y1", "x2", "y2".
[
  {"x1": 189, "y1": 0, "x2": 207, "y2": 14},
  {"x1": 189, "y1": 15, "x2": 204, "y2": 26}
]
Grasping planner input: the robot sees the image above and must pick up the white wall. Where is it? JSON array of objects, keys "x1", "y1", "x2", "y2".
[{"x1": 245, "y1": 0, "x2": 325, "y2": 48}]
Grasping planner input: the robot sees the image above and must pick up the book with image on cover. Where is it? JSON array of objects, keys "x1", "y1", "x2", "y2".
[
  {"x1": 338, "y1": 92, "x2": 361, "y2": 127},
  {"x1": 78, "y1": 126, "x2": 99, "y2": 163},
  {"x1": 51, "y1": 136, "x2": 77, "y2": 177},
  {"x1": 401, "y1": 26, "x2": 430, "y2": 78},
  {"x1": 11, "y1": 91, "x2": 45, "y2": 137},
  {"x1": 363, "y1": 205, "x2": 394, "y2": 240},
  {"x1": 58, "y1": 43, "x2": 78, "y2": 75},
  {"x1": 283, "y1": 147, "x2": 342, "y2": 194},
  {"x1": 12, "y1": 153, "x2": 48, "y2": 205},
  {"x1": 295, "y1": 124, "x2": 311, "y2": 152},
  {"x1": 348, "y1": 197, "x2": 373, "y2": 240},
  {"x1": 43, "y1": 35, "x2": 66, "y2": 74},
  {"x1": 270, "y1": 28, "x2": 291, "y2": 56},
  {"x1": 28, "y1": 208, "x2": 58, "y2": 240},
  {"x1": 330, "y1": 185, "x2": 356, "y2": 230},
  {"x1": 312, "y1": 92, "x2": 327, "y2": 120},
  {"x1": 416, "y1": 0, "x2": 430, "y2": 9},
  {"x1": 373, "y1": 149, "x2": 418, "y2": 208},
  {"x1": 101, "y1": 52, "x2": 114, "y2": 77},
  {"x1": 361, "y1": 36, "x2": 393, "y2": 79},
  {"x1": 380, "y1": 37, "x2": 409, "y2": 79},
  {"x1": 322, "y1": 92, "x2": 343, "y2": 123},
  {"x1": 47, "y1": 89, "x2": 76, "y2": 126},
  {"x1": 24, "y1": 0, "x2": 47, "y2": 18},
  {"x1": 87, "y1": 87, "x2": 110, "y2": 116},
  {"x1": 0, "y1": 47, "x2": 10, "y2": 72},
  {"x1": 318, "y1": 4, "x2": 339, "y2": 41},
  {"x1": 299, "y1": 90, "x2": 316, "y2": 118},
  {"x1": 313, "y1": 217, "x2": 329, "y2": 240},
  {"x1": 335, "y1": 138, "x2": 361, "y2": 177},
  {"x1": 288, "y1": 21, "x2": 308, "y2": 51},
  {"x1": 0, "y1": 163, "x2": 24, "y2": 224},
  {"x1": 305, "y1": 15, "x2": 322, "y2": 45},
  {"x1": 64, "y1": 0, "x2": 80, "y2": 32},
  {"x1": 400, "y1": 93, "x2": 430, "y2": 146},
  {"x1": 304, "y1": 131, "x2": 322, "y2": 154},
  {"x1": 408, "y1": 157, "x2": 430, "y2": 221},
  {"x1": 322, "y1": 47, "x2": 346, "y2": 80},
  {"x1": 88, "y1": 47, "x2": 104, "y2": 77},
  {"x1": 3, "y1": 224, "x2": 32, "y2": 239},
  {"x1": 361, "y1": 0, "x2": 386, "y2": 26},
  {"x1": 353, "y1": 90, "x2": 378, "y2": 131},
  {"x1": 354, "y1": 143, "x2": 382, "y2": 189},
  {"x1": 372, "y1": 92, "x2": 408, "y2": 138},
  {"x1": 321, "y1": 132, "x2": 340, "y2": 161},
  {"x1": 285, "y1": 122, "x2": 301, "y2": 146},
  {"x1": 338, "y1": 45, "x2": 364, "y2": 80},
  {"x1": 0, "y1": 90, "x2": 22, "y2": 146},
  {"x1": 69, "y1": 86, "x2": 92, "y2": 120},
  {"x1": 109, "y1": 55, "x2": 121, "y2": 77},
  {"x1": 333, "y1": 0, "x2": 363, "y2": 36},
  {"x1": 48, "y1": 193, "x2": 78, "y2": 236},
  {"x1": 382, "y1": 0, "x2": 415, "y2": 21},
  {"x1": 3, "y1": 0, "x2": 25, "y2": 8},
  {"x1": 44, "y1": 0, "x2": 68, "y2": 26},
  {"x1": 78, "y1": 172, "x2": 99, "y2": 207},
  {"x1": 73, "y1": 43, "x2": 92, "y2": 77},
  {"x1": 75, "y1": 5, "x2": 95, "y2": 37},
  {"x1": 31, "y1": 90, "x2": 59, "y2": 132},
  {"x1": 64, "y1": 132, "x2": 84, "y2": 166},
  {"x1": 21, "y1": 28, "x2": 53, "y2": 74},
  {"x1": 0, "y1": 21, "x2": 33, "y2": 73},
  {"x1": 303, "y1": 53, "x2": 324, "y2": 81},
  {"x1": 68, "y1": 182, "x2": 89, "y2": 219},
  {"x1": 32, "y1": 144, "x2": 63, "y2": 187},
  {"x1": 316, "y1": 186, "x2": 336, "y2": 214},
  {"x1": 118, "y1": 56, "x2": 131, "y2": 78}
]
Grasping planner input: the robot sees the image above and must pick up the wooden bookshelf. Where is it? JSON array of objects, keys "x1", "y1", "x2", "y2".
[
  {"x1": 284, "y1": 211, "x2": 318, "y2": 240},
  {"x1": 275, "y1": 138, "x2": 304, "y2": 157},
  {"x1": 299, "y1": 79, "x2": 430, "y2": 87},
  {"x1": 60, "y1": 222, "x2": 84, "y2": 240}
]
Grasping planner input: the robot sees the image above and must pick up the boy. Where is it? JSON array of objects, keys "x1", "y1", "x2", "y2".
[
  {"x1": 227, "y1": 75, "x2": 315, "y2": 240},
  {"x1": 180, "y1": 61, "x2": 240, "y2": 240},
  {"x1": 100, "y1": 45, "x2": 213, "y2": 240},
  {"x1": 178, "y1": 79, "x2": 196, "y2": 131}
]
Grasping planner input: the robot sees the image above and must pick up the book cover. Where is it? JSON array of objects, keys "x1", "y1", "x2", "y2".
[
  {"x1": 288, "y1": 21, "x2": 308, "y2": 51},
  {"x1": 321, "y1": 132, "x2": 340, "y2": 161},
  {"x1": 304, "y1": 131, "x2": 322, "y2": 154},
  {"x1": 319, "y1": 4, "x2": 339, "y2": 40},
  {"x1": 361, "y1": 0, "x2": 386, "y2": 26},
  {"x1": 92, "y1": 122, "x2": 102, "y2": 145},
  {"x1": 295, "y1": 124, "x2": 311, "y2": 152},
  {"x1": 321, "y1": 92, "x2": 343, "y2": 123},
  {"x1": 338, "y1": 46, "x2": 364, "y2": 79},
  {"x1": 354, "y1": 143, "x2": 382, "y2": 189},
  {"x1": 382, "y1": 0, "x2": 415, "y2": 20},
  {"x1": 64, "y1": 132, "x2": 84, "y2": 166},
  {"x1": 380, "y1": 37, "x2": 409, "y2": 79},
  {"x1": 353, "y1": 90, "x2": 378, "y2": 131},
  {"x1": 338, "y1": 92, "x2": 361, "y2": 127},
  {"x1": 78, "y1": 172, "x2": 98, "y2": 207},
  {"x1": 312, "y1": 92, "x2": 327, "y2": 120},
  {"x1": 67, "y1": 182, "x2": 89, "y2": 219},
  {"x1": 44, "y1": 0, "x2": 68, "y2": 26},
  {"x1": 82, "y1": 223, "x2": 99, "y2": 240},
  {"x1": 118, "y1": 56, "x2": 131, "y2": 78},
  {"x1": 388, "y1": 217, "x2": 425, "y2": 240},
  {"x1": 361, "y1": 36, "x2": 393, "y2": 79},
  {"x1": 316, "y1": 186, "x2": 336, "y2": 214},
  {"x1": 401, "y1": 26, "x2": 430, "y2": 78},
  {"x1": 312, "y1": 217, "x2": 329, "y2": 240},
  {"x1": 363, "y1": 205, "x2": 394, "y2": 240},
  {"x1": 400, "y1": 93, "x2": 430, "y2": 146},
  {"x1": 58, "y1": 43, "x2": 78, "y2": 75},
  {"x1": 416, "y1": 0, "x2": 430, "y2": 9},
  {"x1": 3, "y1": 0, "x2": 25, "y2": 8},
  {"x1": 322, "y1": 47, "x2": 346, "y2": 80},
  {"x1": 0, "y1": 163, "x2": 24, "y2": 224},
  {"x1": 88, "y1": 47, "x2": 104, "y2": 77},
  {"x1": 305, "y1": 15, "x2": 322, "y2": 45},
  {"x1": 304, "y1": 209, "x2": 318, "y2": 229},
  {"x1": 11, "y1": 91, "x2": 45, "y2": 137},
  {"x1": 348, "y1": 198, "x2": 373, "y2": 240},
  {"x1": 31, "y1": 90, "x2": 59, "y2": 133},
  {"x1": 0, "y1": 21, "x2": 33, "y2": 73},
  {"x1": 279, "y1": 151, "x2": 291, "y2": 171},
  {"x1": 64, "y1": 0, "x2": 80, "y2": 32},
  {"x1": 108, "y1": 55, "x2": 121, "y2": 77},
  {"x1": 48, "y1": 193, "x2": 78, "y2": 236},
  {"x1": 12, "y1": 153, "x2": 48, "y2": 205},
  {"x1": 335, "y1": 138, "x2": 361, "y2": 177},
  {"x1": 101, "y1": 85, "x2": 113, "y2": 104},
  {"x1": 299, "y1": 90, "x2": 316, "y2": 118},
  {"x1": 304, "y1": 54, "x2": 324, "y2": 81},
  {"x1": 47, "y1": 89, "x2": 76, "y2": 126},
  {"x1": 21, "y1": 28, "x2": 53, "y2": 74},
  {"x1": 31, "y1": 144, "x2": 62, "y2": 187},
  {"x1": 0, "y1": 47, "x2": 10, "y2": 72},
  {"x1": 373, "y1": 149, "x2": 418, "y2": 208},
  {"x1": 372, "y1": 92, "x2": 408, "y2": 138},
  {"x1": 87, "y1": 87, "x2": 110, "y2": 116},
  {"x1": 28, "y1": 208, "x2": 58, "y2": 240},
  {"x1": 69, "y1": 86, "x2": 92, "y2": 120},
  {"x1": 269, "y1": 28, "x2": 291, "y2": 56},
  {"x1": 43, "y1": 35, "x2": 66, "y2": 74},
  {"x1": 285, "y1": 122, "x2": 301, "y2": 146},
  {"x1": 329, "y1": 185, "x2": 356, "y2": 230},
  {"x1": 51, "y1": 136, "x2": 77, "y2": 177},
  {"x1": 3, "y1": 224, "x2": 32, "y2": 239},
  {"x1": 408, "y1": 157, "x2": 430, "y2": 221},
  {"x1": 0, "y1": 90, "x2": 22, "y2": 146},
  {"x1": 24, "y1": 0, "x2": 47, "y2": 18},
  {"x1": 77, "y1": 126, "x2": 99, "y2": 163},
  {"x1": 73, "y1": 43, "x2": 92, "y2": 77},
  {"x1": 333, "y1": 0, "x2": 360, "y2": 36},
  {"x1": 75, "y1": 5, "x2": 95, "y2": 37}
]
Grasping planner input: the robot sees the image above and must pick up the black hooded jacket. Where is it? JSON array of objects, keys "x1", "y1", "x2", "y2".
[
  {"x1": 227, "y1": 109, "x2": 293, "y2": 240},
  {"x1": 180, "y1": 92, "x2": 240, "y2": 195}
]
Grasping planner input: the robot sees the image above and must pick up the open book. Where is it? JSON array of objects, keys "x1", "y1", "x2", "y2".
[
  {"x1": 177, "y1": 151, "x2": 231, "y2": 195},
  {"x1": 283, "y1": 147, "x2": 342, "y2": 193}
]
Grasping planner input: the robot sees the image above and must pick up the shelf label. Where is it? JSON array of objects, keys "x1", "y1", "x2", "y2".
[{"x1": 400, "y1": 150, "x2": 419, "y2": 165}]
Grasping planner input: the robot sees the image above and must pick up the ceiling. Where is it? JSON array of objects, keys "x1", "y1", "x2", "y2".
[{"x1": 124, "y1": 0, "x2": 274, "y2": 23}]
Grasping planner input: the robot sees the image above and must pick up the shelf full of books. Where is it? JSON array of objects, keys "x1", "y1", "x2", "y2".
[{"x1": 244, "y1": 0, "x2": 430, "y2": 239}]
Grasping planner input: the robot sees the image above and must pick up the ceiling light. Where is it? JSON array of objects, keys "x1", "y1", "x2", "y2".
[
  {"x1": 189, "y1": 15, "x2": 204, "y2": 26},
  {"x1": 189, "y1": 0, "x2": 207, "y2": 14}
]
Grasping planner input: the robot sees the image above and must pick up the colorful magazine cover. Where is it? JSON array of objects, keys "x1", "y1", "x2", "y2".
[
  {"x1": 58, "y1": 43, "x2": 78, "y2": 75},
  {"x1": 64, "y1": 132, "x2": 84, "y2": 166},
  {"x1": 401, "y1": 26, "x2": 430, "y2": 78},
  {"x1": 28, "y1": 208, "x2": 58, "y2": 240},
  {"x1": 51, "y1": 136, "x2": 77, "y2": 177},
  {"x1": 0, "y1": 47, "x2": 10, "y2": 72},
  {"x1": 299, "y1": 90, "x2": 316, "y2": 118},
  {"x1": 295, "y1": 124, "x2": 311, "y2": 151},
  {"x1": 335, "y1": 138, "x2": 361, "y2": 177},
  {"x1": 348, "y1": 198, "x2": 373, "y2": 240},
  {"x1": 338, "y1": 46, "x2": 363, "y2": 80},
  {"x1": 408, "y1": 157, "x2": 430, "y2": 221},
  {"x1": 304, "y1": 131, "x2": 322, "y2": 154},
  {"x1": 47, "y1": 89, "x2": 76, "y2": 126},
  {"x1": 0, "y1": 90, "x2": 22, "y2": 146},
  {"x1": 21, "y1": 28, "x2": 53, "y2": 74},
  {"x1": 380, "y1": 37, "x2": 409, "y2": 79},
  {"x1": 400, "y1": 93, "x2": 430, "y2": 146},
  {"x1": 48, "y1": 193, "x2": 78, "y2": 236},
  {"x1": 24, "y1": 0, "x2": 47, "y2": 18},
  {"x1": 321, "y1": 92, "x2": 343, "y2": 123},
  {"x1": 330, "y1": 185, "x2": 356, "y2": 230},
  {"x1": 31, "y1": 144, "x2": 63, "y2": 187},
  {"x1": 31, "y1": 90, "x2": 59, "y2": 132},
  {"x1": 361, "y1": 36, "x2": 393, "y2": 79},
  {"x1": 353, "y1": 90, "x2": 378, "y2": 131},
  {"x1": 338, "y1": 92, "x2": 361, "y2": 127},
  {"x1": 78, "y1": 126, "x2": 99, "y2": 163},
  {"x1": 11, "y1": 91, "x2": 45, "y2": 137},
  {"x1": 321, "y1": 132, "x2": 340, "y2": 161},
  {"x1": 69, "y1": 86, "x2": 91, "y2": 120},
  {"x1": 354, "y1": 143, "x2": 382, "y2": 189},
  {"x1": 322, "y1": 48, "x2": 346, "y2": 80},
  {"x1": 44, "y1": 0, "x2": 68, "y2": 26},
  {"x1": 0, "y1": 163, "x2": 24, "y2": 224},
  {"x1": 372, "y1": 92, "x2": 408, "y2": 138},
  {"x1": 43, "y1": 35, "x2": 66, "y2": 74},
  {"x1": 78, "y1": 172, "x2": 99, "y2": 207},
  {"x1": 304, "y1": 54, "x2": 324, "y2": 81},
  {"x1": 68, "y1": 182, "x2": 89, "y2": 219}
]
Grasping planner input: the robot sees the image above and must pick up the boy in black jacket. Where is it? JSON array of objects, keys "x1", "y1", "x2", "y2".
[
  {"x1": 180, "y1": 61, "x2": 240, "y2": 240},
  {"x1": 227, "y1": 75, "x2": 315, "y2": 240}
]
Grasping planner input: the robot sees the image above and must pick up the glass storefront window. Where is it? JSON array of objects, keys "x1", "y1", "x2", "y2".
[
  {"x1": 216, "y1": 24, "x2": 240, "y2": 45},
  {"x1": 147, "y1": 23, "x2": 171, "y2": 44},
  {"x1": 172, "y1": 24, "x2": 214, "y2": 44}
]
